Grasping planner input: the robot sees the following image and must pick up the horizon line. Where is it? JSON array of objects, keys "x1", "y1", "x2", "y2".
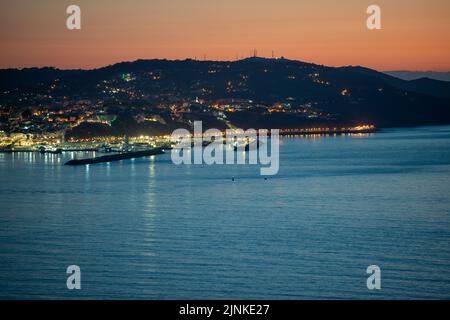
[{"x1": 1, "y1": 57, "x2": 449, "y2": 73}]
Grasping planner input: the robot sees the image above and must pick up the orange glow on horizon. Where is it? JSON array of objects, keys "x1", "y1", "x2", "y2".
[{"x1": 0, "y1": 0, "x2": 449, "y2": 71}]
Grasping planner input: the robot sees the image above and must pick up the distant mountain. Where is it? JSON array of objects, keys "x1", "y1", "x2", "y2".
[
  {"x1": 395, "y1": 78, "x2": 450, "y2": 99},
  {"x1": 2, "y1": 58, "x2": 450, "y2": 129},
  {"x1": 384, "y1": 71, "x2": 450, "y2": 82},
  {"x1": 342, "y1": 66, "x2": 450, "y2": 99}
]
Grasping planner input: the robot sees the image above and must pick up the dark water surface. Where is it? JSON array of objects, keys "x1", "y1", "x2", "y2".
[{"x1": 1, "y1": 126, "x2": 450, "y2": 299}]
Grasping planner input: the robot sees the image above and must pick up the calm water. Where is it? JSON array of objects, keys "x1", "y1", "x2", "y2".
[{"x1": 1, "y1": 126, "x2": 450, "y2": 299}]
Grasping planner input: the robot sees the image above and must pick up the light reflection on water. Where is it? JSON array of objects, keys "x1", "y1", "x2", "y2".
[{"x1": 0, "y1": 126, "x2": 450, "y2": 299}]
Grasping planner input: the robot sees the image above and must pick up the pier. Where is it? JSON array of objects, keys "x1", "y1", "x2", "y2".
[{"x1": 64, "y1": 148, "x2": 165, "y2": 166}]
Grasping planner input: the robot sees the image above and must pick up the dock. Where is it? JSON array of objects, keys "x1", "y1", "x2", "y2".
[{"x1": 64, "y1": 148, "x2": 165, "y2": 166}]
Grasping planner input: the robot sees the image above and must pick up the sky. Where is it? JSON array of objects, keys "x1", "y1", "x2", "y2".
[{"x1": 0, "y1": 0, "x2": 449, "y2": 71}]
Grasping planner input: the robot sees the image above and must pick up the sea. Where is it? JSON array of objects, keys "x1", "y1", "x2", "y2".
[{"x1": 1, "y1": 126, "x2": 450, "y2": 299}]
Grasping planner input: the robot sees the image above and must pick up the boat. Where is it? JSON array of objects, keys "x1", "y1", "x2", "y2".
[
  {"x1": 233, "y1": 140, "x2": 261, "y2": 151},
  {"x1": 38, "y1": 146, "x2": 62, "y2": 154}
]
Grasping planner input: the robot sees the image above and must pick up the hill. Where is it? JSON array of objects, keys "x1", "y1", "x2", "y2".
[{"x1": 1, "y1": 58, "x2": 450, "y2": 134}]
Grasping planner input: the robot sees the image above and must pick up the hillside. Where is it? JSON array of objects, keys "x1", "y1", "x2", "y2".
[{"x1": 1, "y1": 58, "x2": 450, "y2": 133}]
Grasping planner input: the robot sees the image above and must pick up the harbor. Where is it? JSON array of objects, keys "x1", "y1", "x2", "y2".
[{"x1": 0, "y1": 125, "x2": 376, "y2": 156}]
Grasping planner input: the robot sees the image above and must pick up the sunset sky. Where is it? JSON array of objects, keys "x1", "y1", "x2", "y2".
[{"x1": 0, "y1": 0, "x2": 449, "y2": 71}]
